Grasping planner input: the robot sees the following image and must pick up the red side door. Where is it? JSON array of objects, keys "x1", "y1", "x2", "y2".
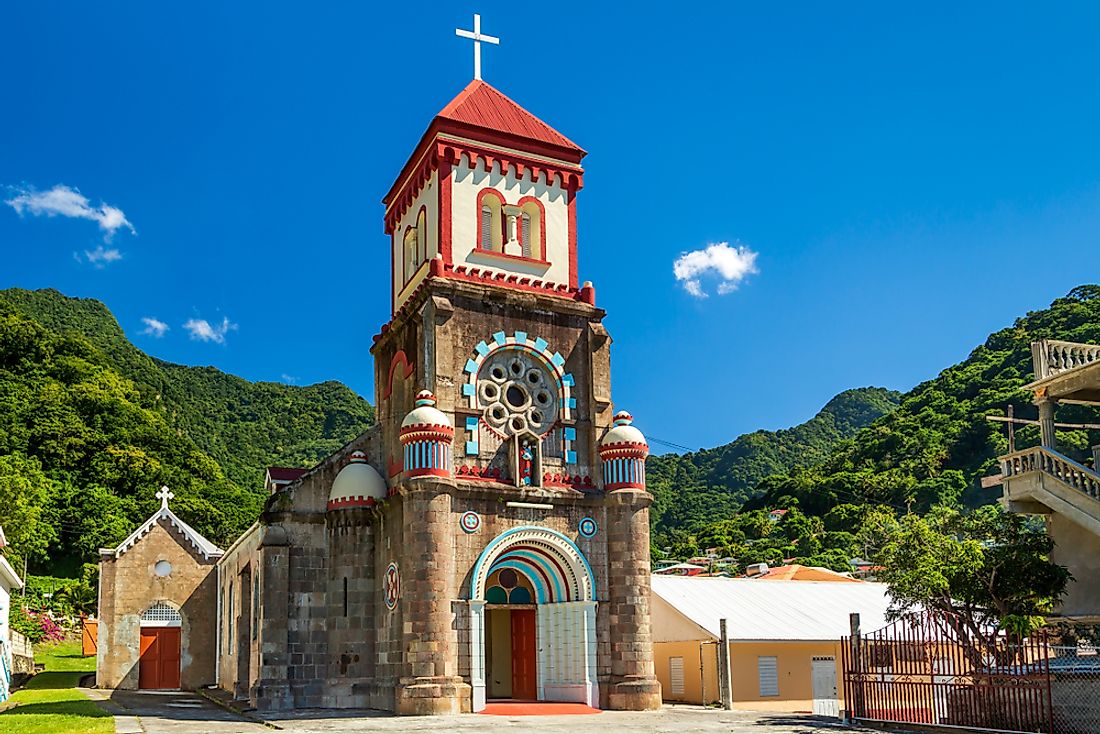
[
  {"x1": 139, "y1": 627, "x2": 181, "y2": 689},
  {"x1": 511, "y1": 609, "x2": 537, "y2": 700}
]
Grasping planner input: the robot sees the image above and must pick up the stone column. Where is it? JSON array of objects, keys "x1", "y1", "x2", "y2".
[
  {"x1": 395, "y1": 484, "x2": 470, "y2": 714},
  {"x1": 255, "y1": 526, "x2": 291, "y2": 710},
  {"x1": 1038, "y1": 398, "x2": 1057, "y2": 450},
  {"x1": 604, "y1": 489, "x2": 662, "y2": 710}
]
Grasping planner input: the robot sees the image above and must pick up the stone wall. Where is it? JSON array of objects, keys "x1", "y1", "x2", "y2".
[{"x1": 97, "y1": 520, "x2": 217, "y2": 690}]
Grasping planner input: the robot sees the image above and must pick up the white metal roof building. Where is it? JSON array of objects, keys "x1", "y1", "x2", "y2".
[{"x1": 651, "y1": 575, "x2": 894, "y2": 642}]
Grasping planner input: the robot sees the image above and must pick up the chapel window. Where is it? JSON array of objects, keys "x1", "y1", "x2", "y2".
[
  {"x1": 478, "y1": 192, "x2": 504, "y2": 252},
  {"x1": 518, "y1": 200, "x2": 543, "y2": 260},
  {"x1": 403, "y1": 227, "x2": 418, "y2": 282},
  {"x1": 416, "y1": 208, "x2": 428, "y2": 262}
]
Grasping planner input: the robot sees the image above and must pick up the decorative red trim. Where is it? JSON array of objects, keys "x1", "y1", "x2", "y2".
[
  {"x1": 567, "y1": 186, "x2": 578, "y2": 289},
  {"x1": 384, "y1": 350, "x2": 415, "y2": 400},
  {"x1": 327, "y1": 496, "x2": 380, "y2": 511},
  {"x1": 399, "y1": 424, "x2": 456, "y2": 441},
  {"x1": 604, "y1": 481, "x2": 645, "y2": 491},
  {"x1": 384, "y1": 137, "x2": 583, "y2": 236},
  {"x1": 406, "y1": 467, "x2": 451, "y2": 478},
  {"x1": 468, "y1": 248, "x2": 551, "y2": 268},
  {"x1": 541, "y1": 473, "x2": 597, "y2": 491},
  {"x1": 476, "y1": 187, "x2": 506, "y2": 252},
  {"x1": 387, "y1": 459, "x2": 403, "y2": 479},
  {"x1": 438, "y1": 158, "x2": 453, "y2": 263},
  {"x1": 456, "y1": 464, "x2": 509, "y2": 483}
]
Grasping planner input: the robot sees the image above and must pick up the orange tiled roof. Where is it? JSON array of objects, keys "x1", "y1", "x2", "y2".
[{"x1": 750, "y1": 564, "x2": 860, "y2": 582}]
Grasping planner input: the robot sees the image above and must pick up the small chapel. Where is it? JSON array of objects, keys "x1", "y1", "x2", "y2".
[{"x1": 97, "y1": 25, "x2": 662, "y2": 714}]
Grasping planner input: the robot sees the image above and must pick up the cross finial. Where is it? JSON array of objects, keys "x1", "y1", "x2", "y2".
[
  {"x1": 455, "y1": 13, "x2": 500, "y2": 81},
  {"x1": 156, "y1": 485, "x2": 174, "y2": 510}
]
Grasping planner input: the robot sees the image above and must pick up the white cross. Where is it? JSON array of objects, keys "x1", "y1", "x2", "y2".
[
  {"x1": 156, "y1": 485, "x2": 174, "y2": 510},
  {"x1": 455, "y1": 13, "x2": 499, "y2": 81}
]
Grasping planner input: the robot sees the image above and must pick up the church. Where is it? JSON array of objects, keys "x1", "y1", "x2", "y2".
[{"x1": 97, "y1": 34, "x2": 662, "y2": 714}]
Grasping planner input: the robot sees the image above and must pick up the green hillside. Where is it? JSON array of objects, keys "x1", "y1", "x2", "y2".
[
  {"x1": 656, "y1": 285, "x2": 1100, "y2": 571},
  {"x1": 751, "y1": 285, "x2": 1100, "y2": 518},
  {"x1": 648, "y1": 386, "x2": 902, "y2": 533},
  {"x1": 0, "y1": 288, "x2": 375, "y2": 569}
]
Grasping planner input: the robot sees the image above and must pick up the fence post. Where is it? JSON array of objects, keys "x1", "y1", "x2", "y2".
[
  {"x1": 849, "y1": 613, "x2": 863, "y2": 721},
  {"x1": 718, "y1": 618, "x2": 733, "y2": 710}
]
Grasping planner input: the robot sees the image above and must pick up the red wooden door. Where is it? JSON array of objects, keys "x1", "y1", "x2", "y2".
[
  {"x1": 511, "y1": 609, "x2": 537, "y2": 700},
  {"x1": 139, "y1": 627, "x2": 181, "y2": 689}
]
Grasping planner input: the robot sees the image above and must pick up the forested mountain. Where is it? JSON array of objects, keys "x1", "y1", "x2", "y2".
[
  {"x1": 655, "y1": 286, "x2": 1100, "y2": 571},
  {"x1": 648, "y1": 387, "x2": 902, "y2": 533},
  {"x1": 0, "y1": 288, "x2": 374, "y2": 570}
]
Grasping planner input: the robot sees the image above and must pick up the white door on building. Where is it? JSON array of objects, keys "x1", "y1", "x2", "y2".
[{"x1": 811, "y1": 656, "x2": 839, "y2": 717}]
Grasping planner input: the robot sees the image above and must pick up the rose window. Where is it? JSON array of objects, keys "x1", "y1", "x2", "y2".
[{"x1": 477, "y1": 350, "x2": 559, "y2": 437}]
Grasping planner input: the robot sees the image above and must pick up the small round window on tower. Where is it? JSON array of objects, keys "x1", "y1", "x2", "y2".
[{"x1": 154, "y1": 560, "x2": 172, "y2": 577}]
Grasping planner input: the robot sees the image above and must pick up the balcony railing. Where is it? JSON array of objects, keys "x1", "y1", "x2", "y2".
[
  {"x1": 1002, "y1": 446, "x2": 1100, "y2": 501},
  {"x1": 1033, "y1": 339, "x2": 1100, "y2": 380}
]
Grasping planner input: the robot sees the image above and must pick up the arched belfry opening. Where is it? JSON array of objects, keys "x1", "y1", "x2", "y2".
[{"x1": 468, "y1": 527, "x2": 598, "y2": 710}]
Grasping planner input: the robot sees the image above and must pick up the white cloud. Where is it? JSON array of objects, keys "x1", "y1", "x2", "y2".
[
  {"x1": 140, "y1": 317, "x2": 169, "y2": 338},
  {"x1": 5, "y1": 184, "x2": 136, "y2": 240},
  {"x1": 79, "y1": 245, "x2": 123, "y2": 268},
  {"x1": 673, "y1": 242, "x2": 759, "y2": 298},
  {"x1": 281, "y1": 374, "x2": 297, "y2": 385},
  {"x1": 183, "y1": 317, "x2": 237, "y2": 345}
]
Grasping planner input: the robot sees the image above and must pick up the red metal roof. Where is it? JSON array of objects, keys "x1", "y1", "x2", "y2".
[
  {"x1": 436, "y1": 80, "x2": 584, "y2": 156},
  {"x1": 266, "y1": 467, "x2": 307, "y2": 482}
]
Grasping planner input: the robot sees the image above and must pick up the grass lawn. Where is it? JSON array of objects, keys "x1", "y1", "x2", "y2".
[{"x1": 0, "y1": 638, "x2": 113, "y2": 734}]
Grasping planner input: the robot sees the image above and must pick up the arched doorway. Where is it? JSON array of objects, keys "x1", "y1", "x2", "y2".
[
  {"x1": 468, "y1": 526, "x2": 598, "y2": 711},
  {"x1": 138, "y1": 602, "x2": 182, "y2": 690}
]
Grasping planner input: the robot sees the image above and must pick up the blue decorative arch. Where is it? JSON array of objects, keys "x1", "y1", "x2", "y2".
[{"x1": 470, "y1": 525, "x2": 596, "y2": 602}]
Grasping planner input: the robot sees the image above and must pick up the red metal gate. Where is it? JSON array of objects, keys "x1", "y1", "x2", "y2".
[{"x1": 842, "y1": 612, "x2": 1054, "y2": 733}]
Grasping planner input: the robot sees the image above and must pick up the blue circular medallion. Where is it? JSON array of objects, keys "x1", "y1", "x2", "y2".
[
  {"x1": 460, "y1": 511, "x2": 481, "y2": 534},
  {"x1": 578, "y1": 516, "x2": 598, "y2": 539}
]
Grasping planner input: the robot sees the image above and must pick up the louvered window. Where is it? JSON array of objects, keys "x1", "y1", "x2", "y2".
[
  {"x1": 669, "y1": 656, "x2": 685, "y2": 696},
  {"x1": 758, "y1": 655, "x2": 779, "y2": 697},
  {"x1": 521, "y1": 213, "x2": 532, "y2": 258},
  {"x1": 480, "y1": 206, "x2": 493, "y2": 249}
]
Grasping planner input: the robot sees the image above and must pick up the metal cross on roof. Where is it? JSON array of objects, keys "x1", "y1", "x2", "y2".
[
  {"x1": 156, "y1": 485, "x2": 174, "y2": 510},
  {"x1": 455, "y1": 13, "x2": 499, "y2": 81}
]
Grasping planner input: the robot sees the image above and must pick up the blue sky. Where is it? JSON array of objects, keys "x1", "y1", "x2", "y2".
[{"x1": 3, "y1": 2, "x2": 1099, "y2": 452}]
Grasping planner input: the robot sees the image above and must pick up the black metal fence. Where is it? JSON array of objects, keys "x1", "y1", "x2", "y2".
[{"x1": 842, "y1": 612, "x2": 1054, "y2": 733}]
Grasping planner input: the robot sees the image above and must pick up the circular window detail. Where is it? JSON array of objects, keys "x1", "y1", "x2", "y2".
[
  {"x1": 384, "y1": 563, "x2": 401, "y2": 611},
  {"x1": 154, "y1": 560, "x2": 173, "y2": 577},
  {"x1": 477, "y1": 350, "x2": 560, "y2": 437},
  {"x1": 460, "y1": 511, "x2": 481, "y2": 534},
  {"x1": 579, "y1": 517, "x2": 598, "y2": 539}
]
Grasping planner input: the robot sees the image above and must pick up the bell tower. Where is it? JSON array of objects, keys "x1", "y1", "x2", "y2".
[{"x1": 369, "y1": 75, "x2": 661, "y2": 714}]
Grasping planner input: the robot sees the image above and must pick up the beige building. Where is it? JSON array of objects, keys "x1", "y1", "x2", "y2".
[
  {"x1": 97, "y1": 487, "x2": 223, "y2": 690},
  {"x1": 650, "y1": 575, "x2": 892, "y2": 715},
  {"x1": 1001, "y1": 339, "x2": 1100, "y2": 619}
]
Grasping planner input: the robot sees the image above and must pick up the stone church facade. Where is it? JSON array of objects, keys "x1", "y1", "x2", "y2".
[{"x1": 105, "y1": 79, "x2": 662, "y2": 715}]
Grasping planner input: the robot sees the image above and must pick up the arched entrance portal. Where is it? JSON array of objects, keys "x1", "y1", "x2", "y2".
[
  {"x1": 468, "y1": 526, "x2": 598, "y2": 711},
  {"x1": 138, "y1": 602, "x2": 182, "y2": 690}
]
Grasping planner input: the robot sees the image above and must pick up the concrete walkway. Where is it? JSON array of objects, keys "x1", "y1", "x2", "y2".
[
  {"x1": 89, "y1": 689, "x2": 269, "y2": 734},
  {"x1": 84, "y1": 692, "x2": 859, "y2": 734}
]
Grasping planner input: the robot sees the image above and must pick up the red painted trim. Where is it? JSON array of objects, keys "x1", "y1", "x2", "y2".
[
  {"x1": 406, "y1": 467, "x2": 451, "y2": 478},
  {"x1": 384, "y1": 136, "x2": 583, "y2": 236},
  {"x1": 438, "y1": 158, "x2": 452, "y2": 263},
  {"x1": 516, "y1": 196, "x2": 546, "y2": 260},
  {"x1": 567, "y1": 186, "x2": 578, "y2": 289},
  {"x1": 327, "y1": 496, "x2": 380, "y2": 511},
  {"x1": 384, "y1": 350, "x2": 415, "y2": 400},
  {"x1": 399, "y1": 425, "x2": 456, "y2": 440},
  {"x1": 476, "y1": 187, "x2": 506, "y2": 252},
  {"x1": 387, "y1": 459, "x2": 403, "y2": 479},
  {"x1": 604, "y1": 481, "x2": 646, "y2": 491},
  {"x1": 468, "y1": 248, "x2": 551, "y2": 268}
]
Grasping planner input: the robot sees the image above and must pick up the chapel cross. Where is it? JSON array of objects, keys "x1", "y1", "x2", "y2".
[
  {"x1": 156, "y1": 485, "x2": 174, "y2": 510},
  {"x1": 455, "y1": 13, "x2": 499, "y2": 81}
]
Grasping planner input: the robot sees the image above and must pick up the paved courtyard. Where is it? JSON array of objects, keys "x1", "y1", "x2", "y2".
[{"x1": 90, "y1": 690, "x2": 860, "y2": 734}]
